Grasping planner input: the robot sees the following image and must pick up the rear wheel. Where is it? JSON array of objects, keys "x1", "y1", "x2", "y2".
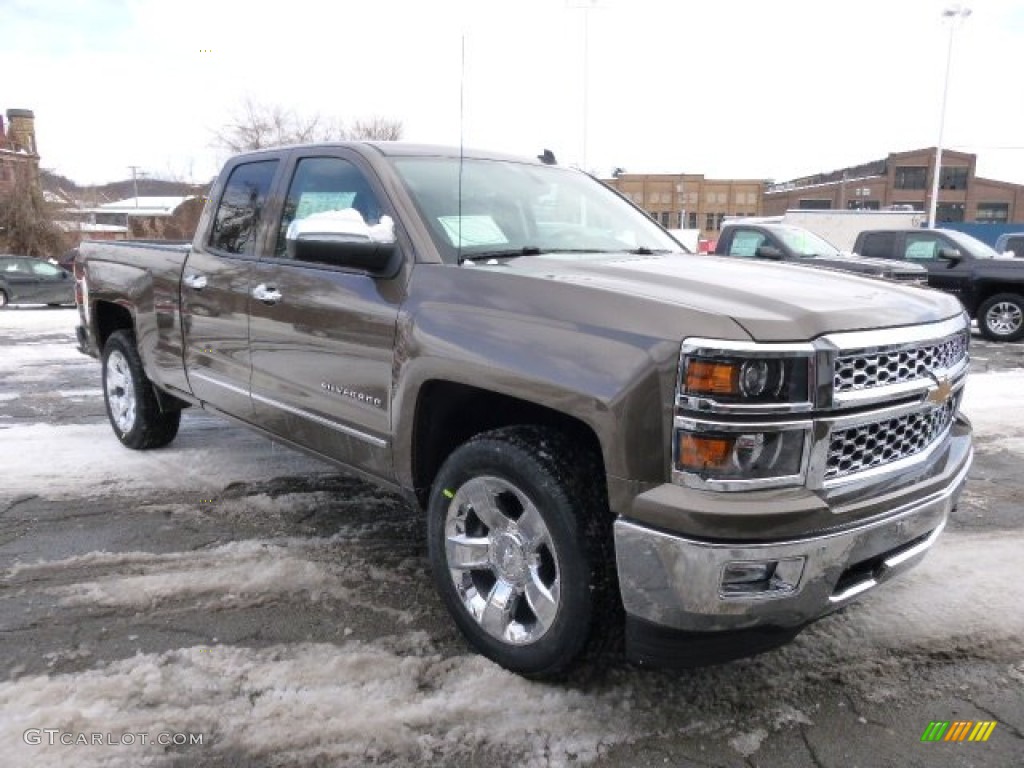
[
  {"x1": 102, "y1": 330, "x2": 181, "y2": 449},
  {"x1": 978, "y1": 293, "x2": 1024, "y2": 342},
  {"x1": 427, "y1": 426, "x2": 617, "y2": 679}
]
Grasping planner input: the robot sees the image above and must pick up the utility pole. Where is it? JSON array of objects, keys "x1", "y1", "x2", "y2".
[{"x1": 128, "y1": 165, "x2": 142, "y2": 208}]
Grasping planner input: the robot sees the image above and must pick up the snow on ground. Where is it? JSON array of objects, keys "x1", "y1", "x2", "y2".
[
  {"x1": 0, "y1": 306, "x2": 80, "y2": 334},
  {"x1": 0, "y1": 636, "x2": 635, "y2": 768},
  {"x1": 2, "y1": 307, "x2": 1023, "y2": 766},
  {"x1": 1, "y1": 420, "x2": 333, "y2": 497},
  {"x1": 9, "y1": 535, "x2": 415, "y2": 624}
]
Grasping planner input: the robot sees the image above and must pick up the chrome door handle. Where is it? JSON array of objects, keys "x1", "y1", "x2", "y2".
[
  {"x1": 183, "y1": 273, "x2": 207, "y2": 290},
  {"x1": 252, "y1": 284, "x2": 282, "y2": 304}
]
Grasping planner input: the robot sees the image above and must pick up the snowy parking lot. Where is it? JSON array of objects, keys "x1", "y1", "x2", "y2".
[{"x1": 1, "y1": 308, "x2": 1022, "y2": 768}]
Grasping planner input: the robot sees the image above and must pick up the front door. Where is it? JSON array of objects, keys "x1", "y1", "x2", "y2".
[
  {"x1": 902, "y1": 232, "x2": 973, "y2": 306},
  {"x1": 182, "y1": 156, "x2": 282, "y2": 418},
  {"x1": 247, "y1": 152, "x2": 405, "y2": 479}
]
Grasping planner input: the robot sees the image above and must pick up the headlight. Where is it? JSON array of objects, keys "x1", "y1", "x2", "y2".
[
  {"x1": 674, "y1": 339, "x2": 815, "y2": 489},
  {"x1": 674, "y1": 427, "x2": 806, "y2": 482},
  {"x1": 679, "y1": 350, "x2": 812, "y2": 408}
]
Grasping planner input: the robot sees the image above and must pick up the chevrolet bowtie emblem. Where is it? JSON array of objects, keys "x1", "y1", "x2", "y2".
[{"x1": 927, "y1": 376, "x2": 953, "y2": 405}]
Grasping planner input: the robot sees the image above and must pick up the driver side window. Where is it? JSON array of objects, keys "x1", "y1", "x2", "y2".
[
  {"x1": 275, "y1": 157, "x2": 383, "y2": 258},
  {"x1": 904, "y1": 235, "x2": 940, "y2": 261},
  {"x1": 728, "y1": 230, "x2": 765, "y2": 258}
]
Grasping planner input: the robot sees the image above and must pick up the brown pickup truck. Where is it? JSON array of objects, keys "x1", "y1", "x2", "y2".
[{"x1": 76, "y1": 142, "x2": 973, "y2": 678}]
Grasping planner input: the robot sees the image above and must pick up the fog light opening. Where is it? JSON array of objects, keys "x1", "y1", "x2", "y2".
[{"x1": 721, "y1": 557, "x2": 805, "y2": 597}]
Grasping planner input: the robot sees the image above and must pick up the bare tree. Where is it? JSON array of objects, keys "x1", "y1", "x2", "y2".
[
  {"x1": 347, "y1": 116, "x2": 404, "y2": 141},
  {"x1": 213, "y1": 99, "x2": 402, "y2": 152},
  {"x1": 0, "y1": 168, "x2": 69, "y2": 257}
]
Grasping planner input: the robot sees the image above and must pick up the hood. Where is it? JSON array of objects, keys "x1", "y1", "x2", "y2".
[
  {"x1": 498, "y1": 252, "x2": 962, "y2": 341},
  {"x1": 823, "y1": 252, "x2": 926, "y2": 278}
]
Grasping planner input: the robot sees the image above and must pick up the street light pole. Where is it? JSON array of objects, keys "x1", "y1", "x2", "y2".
[{"x1": 927, "y1": 4, "x2": 971, "y2": 229}]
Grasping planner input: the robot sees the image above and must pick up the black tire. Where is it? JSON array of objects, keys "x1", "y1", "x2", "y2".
[
  {"x1": 427, "y1": 425, "x2": 619, "y2": 679},
  {"x1": 0, "y1": 289, "x2": 8, "y2": 308},
  {"x1": 101, "y1": 330, "x2": 181, "y2": 449},
  {"x1": 977, "y1": 293, "x2": 1024, "y2": 342}
]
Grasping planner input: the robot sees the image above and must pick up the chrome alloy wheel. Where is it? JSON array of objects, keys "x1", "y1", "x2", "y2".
[
  {"x1": 443, "y1": 475, "x2": 561, "y2": 645},
  {"x1": 104, "y1": 348, "x2": 136, "y2": 433},
  {"x1": 985, "y1": 301, "x2": 1023, "y2": 336}
]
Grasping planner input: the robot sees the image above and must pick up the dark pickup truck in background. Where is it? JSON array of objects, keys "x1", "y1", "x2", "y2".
[
  {"x1": 853, "y1": 228, "x2": 1024, "y2": 342},
  {"x1": 76, "y1": 142, "x2": 973, "y2": 678},
  {"x1": 713, "y1": 221, "x2": 927, "y2": 284}
]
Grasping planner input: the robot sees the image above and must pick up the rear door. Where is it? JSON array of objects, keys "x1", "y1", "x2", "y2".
[
  {"x1": 246, "y1": 150, "x2": 406, "y2": 478},
  {"x1": 182, "y1": 155, "x2": 284, "y2": 417}
]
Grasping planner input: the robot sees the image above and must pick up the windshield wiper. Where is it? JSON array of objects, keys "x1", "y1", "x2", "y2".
[
  {"x1": 460, "y1": 246, "x2": 543, "y2": 264},
  {"x1": 627, "y1": 247, "x2": 673, "y2": 255}
]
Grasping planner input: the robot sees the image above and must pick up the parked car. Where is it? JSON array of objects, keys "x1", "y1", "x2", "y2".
[
  {"x1": 0, "y1": 255, "x2": 75, "y2": 308},
  {"x1": 994, "y1": 232, "x2": 1024, "y2": 258},
  {"x1": 714, "y1": 221, "x2": 928, "y2": 284},
  {"x1": 853, "y1": 228, "x2": 1024, "y2": 342}
]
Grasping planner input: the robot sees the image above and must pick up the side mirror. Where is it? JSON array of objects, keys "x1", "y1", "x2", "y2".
[
  {"x1": 937, "y1": 247, "x2": 962, "y2": 263},
  {"x1": 287, "y1": 209, "x2": 399, "y2": 277},
  {"x1": 755, "y1": 243, "x2": 785, "y2": 260}
]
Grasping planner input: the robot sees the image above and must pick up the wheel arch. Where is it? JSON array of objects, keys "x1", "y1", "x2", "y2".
[{"x1": 409, "y1": 380, "x2": 606, "y2": 509}]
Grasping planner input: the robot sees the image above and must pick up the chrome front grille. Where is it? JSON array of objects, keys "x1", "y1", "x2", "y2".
[
  {"x1": 834, "y1": 331, "x2": 968, "y2": 393},
  {"x1": 824, "y1": 397, "x2": 958, "y2": 481}
]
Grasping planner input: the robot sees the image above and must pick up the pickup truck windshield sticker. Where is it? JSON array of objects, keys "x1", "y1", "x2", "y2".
[{"x1": 438, "y1": 215, "x2": 509, "y2": 247}]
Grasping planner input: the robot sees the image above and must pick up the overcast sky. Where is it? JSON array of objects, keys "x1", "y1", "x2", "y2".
[{"x1": 4, "y1": 0, "x2": 1023, "y2": 187}]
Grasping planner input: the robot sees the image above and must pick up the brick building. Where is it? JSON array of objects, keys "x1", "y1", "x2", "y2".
[
  {"x1": 763, "y1": 148, "x2": 1024, "y2": 224},
  {"x1": 602, "y1": 173, "x2": 766, "y2": 240},
  {"x1": 0, "y1": 108, "x2": 40, "y2": 194}
]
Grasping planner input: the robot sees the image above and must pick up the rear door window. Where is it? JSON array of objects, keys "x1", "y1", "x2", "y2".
[
  {"x1": 209, "y1": 160, "x2": 279, "y2": 256},
  {"x1": 1006, "y1": 236, "x2": 1024, "y2": 256}
]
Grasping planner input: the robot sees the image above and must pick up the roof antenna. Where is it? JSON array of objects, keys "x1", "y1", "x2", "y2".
[
  {"x1": 538, "y1": 149, "x2": 557, "y2": 165},
  {"x1": 457, "y1": 33, "x2": 466, "y2": 265}
]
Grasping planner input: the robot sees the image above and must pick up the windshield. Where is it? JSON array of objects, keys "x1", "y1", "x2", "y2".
[
  {"x1": 389, "y1": 156, "x2": 686, "y2": 264},
  {"x1": 945, "y1": 230, "x2": 1000, "y2": 259},
  {"x1": 773, "y1": 227, "x2": 840, "y2": 258}
]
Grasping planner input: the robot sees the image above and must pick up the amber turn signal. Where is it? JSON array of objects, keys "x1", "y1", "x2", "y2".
[
  {"x1": 678, "y1": 433, "x2": 733, "y2": 470},
  {"x1": 684, "y1": 360, "x2": 738, "y2": 396}
]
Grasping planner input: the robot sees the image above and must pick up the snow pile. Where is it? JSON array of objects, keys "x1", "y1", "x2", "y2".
[
  {"x1": 0, "y1": 637, "x2": 635, "y2": 768},
  {"x1": 9, "y1": 537, "x2": 414, "y2": 623}
]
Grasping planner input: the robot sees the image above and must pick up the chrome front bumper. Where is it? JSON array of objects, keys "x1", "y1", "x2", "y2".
[{"x1": 614, "y1": 438, "x2": 972, "y2": 633}]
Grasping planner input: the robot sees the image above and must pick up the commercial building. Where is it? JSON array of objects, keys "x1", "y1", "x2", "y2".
[
  {"x1": 763, "y1": 148, "x2": 1024, "y2": 224},
  {"x1": 602, "y1": 173, "x2": 766, "y2": 240}
]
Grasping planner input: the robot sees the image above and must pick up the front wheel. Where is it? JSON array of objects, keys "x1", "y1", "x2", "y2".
[
  {"x1": 102, "y1": 330, "x2": 181, "y2": 449},
  {"x1": 427, "y1": 426, "x2": 617, "y2": 679},
  {"x1": 978, "y1": 293, "x2": 1024, "y2": 342}
]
